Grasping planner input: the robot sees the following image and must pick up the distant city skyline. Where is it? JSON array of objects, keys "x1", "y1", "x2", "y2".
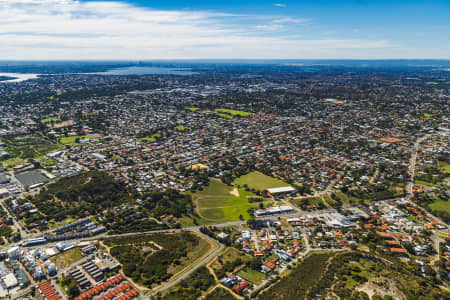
[{"x1": 1, "y1": 0, "x2": 450, "y2": 60}]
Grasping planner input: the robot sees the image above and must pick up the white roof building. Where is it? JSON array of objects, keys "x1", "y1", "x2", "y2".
[
  {"x1": 267, "y1": 186, "x2": 296, "y2": 194},
  {"x1": 7, "y1": 246, "x2": 20, "y2": 259},
  {"x1": 3, "y1": 273, "x2": 18, "y2": 289}
]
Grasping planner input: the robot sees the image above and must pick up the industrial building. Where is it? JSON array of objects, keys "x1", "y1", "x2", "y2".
[
  {"x1": 255, "y1": 205, "x2": 295, "y2": 217},
  {"x1": 15, "y1": 171, "x2": 48, "y2": 189}
]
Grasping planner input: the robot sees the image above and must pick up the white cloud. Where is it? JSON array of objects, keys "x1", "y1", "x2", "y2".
[
  {"x1": 273, "y1": 3, "x2": 286, "y2": 8},
  {"x1": 0, "y1": 0, "x2": 396, "y2": 59}
]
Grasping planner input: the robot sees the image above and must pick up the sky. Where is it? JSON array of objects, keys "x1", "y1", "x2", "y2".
[{"x1": 0, "y1": 0, "x2": 449, "y2": 60}]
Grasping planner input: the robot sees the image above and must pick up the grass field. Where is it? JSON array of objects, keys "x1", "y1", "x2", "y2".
[
  {"x1": 438, "y1": 232, "x2": 449, "y2": 240},
  {"x1": 175, "y1": 126, "x2": 188, "y2": 131},
  {"x1": 291, "y1": 196, "x2": 323, "y2": 208},
  {"x1": 438, "y1": 161, "x2": 450, "y2": 173},
  {"x1": 415, "y1": 180, "x2": 444, "y2": 189},
  {"x1": 233, "y1": 171, "x2": 289, "y2": 191},
  {"x1": 216, "y1": 108, "x2": 254, "y2": 117},
  {"x1": 237, "y1": 267, "x2": 265, "y2": 284},
  {"x1": 59, "y1": 135, "x2": 93, "y2": 144},
  {"x1": 41, "y1": 159, "x2": 58, "y2": 167},
  {"x1": 40, "y1": 117, "x2": 61, "y2": 124},
  {"x1": 50, "y1": 247, "x2": 82, "y2": 269},
  {"x1": 138, "y1": 134, "x2": 161, "y2": 142},
  {"x1": 216, "y1": 113, "x2": 233, "y2": 119},
  {"x1": 429, "y1": 200, "x2": 450, "y2": 214},
  {"x1": 184, "y1": 179, "x2": 263, "y2": 226},
  {"x1": 186, "y1": 107, "x2": 201, "y2": 112}
]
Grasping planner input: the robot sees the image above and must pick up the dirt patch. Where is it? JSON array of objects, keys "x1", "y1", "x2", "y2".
[
  {"x1": 229, "y1": 188, "x2": 240, "y2": 197},
  {"x1": 379, "y1": 137, "x2": 403, "y2": 143},
  {"x1": 48, "y1": 120, "x2": 76, "y2": 128},
  {"x1": 357, "y1": 279, "x2": 406, "y2": 300},
  {"x1": 188, "y1": 163, "x2": 209, "y2": 170}
]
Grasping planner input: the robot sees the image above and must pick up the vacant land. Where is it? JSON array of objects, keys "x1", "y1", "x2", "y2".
[
  {"x1": 105, "y1": 232, "x2": 213, "y2": 289},
  {"x1": 216, "y1": 108, "x2": 254, "y2": 117},
  {"x1": 257, "y1": 252, "x2": 330, "y2": 300},
  {"x1": 329, "y1": 252, "x2": 446, "y2": 299},
  {"x1": 0, "y1": 135, "x2": 63, "y2": 160},
  {"x1": 205, "y1": 287, "x2": 237, "y2": 300},
  {"x1": 59, "y1": 135, "x2": 93, "y2": 144},
  {"x1": 259, "y1": 251, "x2": 448, "y2": 300},
  {"x1": 292, "y1": 194, "x2": 337, "y2": 209},
  {"x1": 1, "y1": 157, "x2": 27, "y2": 168},
  {"x1": 31, "y1": 170, "x2": 132, "y2": 224},
  {"x1": 211, "y1": 247, "x2": 252, "y2": 279},
  {"x1": 322, "y1": 194, "x2": 337, "y2": 207},
  {"x1": 185, "y1": 179, "x2": 260, "y2": 225},
  {"x1": 161, "y1": 266, "x2": 215, "y2": 300},
  {"x1": 50, "y1": 247, "x2": 82, "y2": 269},
  {"x1": 334, "y1": 191, "x2": 351, "y2": 205},
  {"x1": 210, "y1": 247, "x2": 246, "y2": 272},
  {"x1": 234, "y1": 171, "x2": 289, "y2": 191}
]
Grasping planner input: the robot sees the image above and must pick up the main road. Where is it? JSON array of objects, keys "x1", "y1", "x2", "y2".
[{"x1": 406, "y1": 134, "x2": 429, "y2": 198}]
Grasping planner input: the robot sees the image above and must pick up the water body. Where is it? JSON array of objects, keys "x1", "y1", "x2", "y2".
[
  {"x1": 94, "y1": 66, "x2": 198, "y2": 76},
  {"x1": 0, "y1": 66, "x2": 197, "y2": 83},
  {"x1": 0, "y1": 72, "x2": 40, "y2": 83}
]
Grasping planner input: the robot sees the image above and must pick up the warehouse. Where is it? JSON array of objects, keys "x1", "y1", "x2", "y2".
[{"x1": 15, "y1": 171, "x2": 48, "y2": 189}]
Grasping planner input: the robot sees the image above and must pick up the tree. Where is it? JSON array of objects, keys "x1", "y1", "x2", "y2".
[
  {"x1": 247, "y1": 218, "x2": 257, "y2": 229},
  {"x1": 67, "y1": 278, "x2": 79, "y2": 298}
]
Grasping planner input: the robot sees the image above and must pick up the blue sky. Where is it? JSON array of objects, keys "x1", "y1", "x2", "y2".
[{"x1": 0, "y1": 0, "x2": 449, "y2": 59}]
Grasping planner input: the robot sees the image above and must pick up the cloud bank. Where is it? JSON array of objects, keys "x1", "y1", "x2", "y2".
[{"x1": 0, "y1": 0, "x2": 393, "y2": 59}]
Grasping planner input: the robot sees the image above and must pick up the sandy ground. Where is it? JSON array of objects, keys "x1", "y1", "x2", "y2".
[{"x1": 229, "y1": 188, "x2": 240, "y2": 197}]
